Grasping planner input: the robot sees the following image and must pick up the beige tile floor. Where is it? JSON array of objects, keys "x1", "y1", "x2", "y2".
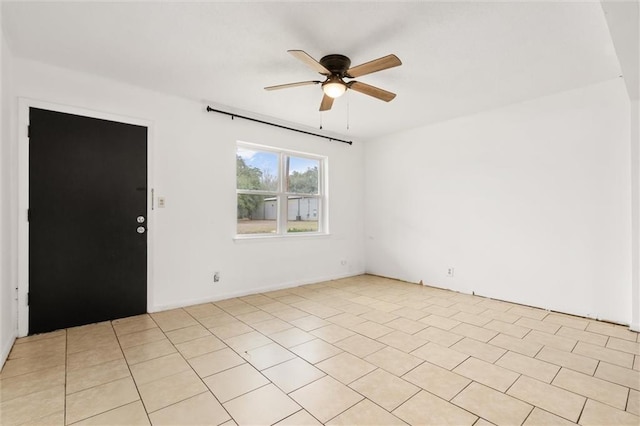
[{"x1": 1, "y1": 274, "x2": 639, "y2": 425}]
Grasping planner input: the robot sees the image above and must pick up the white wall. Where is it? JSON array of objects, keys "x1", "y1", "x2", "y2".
[
  {"x1": 601, "y1": 0, "x2": 640, "y2": 332},
  {"x1": 365, "y1": 78, "x2": 632, "y2": 325},
  {"x1": 1, "y1": 12, "x2": 18, "y2": 366},
  {"x1": 8, "y1": 57, "x2": 365, "y2": 334}
]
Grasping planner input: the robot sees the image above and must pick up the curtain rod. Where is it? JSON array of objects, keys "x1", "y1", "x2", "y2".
[{"x1": 206, "y1": 106, "x2": 352, "y2": 145}]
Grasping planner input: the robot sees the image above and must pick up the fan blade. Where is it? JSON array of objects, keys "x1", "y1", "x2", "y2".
[
  {"x1": 346, "y1": 54, "x2": 402, "y2": 78},
  {"x1": 319, "y1": 94, "x2": 334, "y2": 111},
  {"x1": 288, "y1": 50, "x2": 331, "y2": 75},
  {"x1": 264, "y1": 81, "x2": 321, "y2": 91},
  {"x1": 348, "y1": 81, "x2": 396, "y2": 102}
]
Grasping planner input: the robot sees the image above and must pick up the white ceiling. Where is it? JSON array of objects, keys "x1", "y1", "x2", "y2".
[{"x1": 2, "y1": 1, "x2": 624, "y2": 140}]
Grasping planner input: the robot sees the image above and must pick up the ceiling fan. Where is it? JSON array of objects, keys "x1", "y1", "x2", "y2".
[{"x1": 265, "y1": 50, "x2": 402, "y2": 111}]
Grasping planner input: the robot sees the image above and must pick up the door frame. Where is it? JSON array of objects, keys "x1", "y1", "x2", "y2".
[{"x1": 17, "y1": 98, "x2": 155, "y2": 337}]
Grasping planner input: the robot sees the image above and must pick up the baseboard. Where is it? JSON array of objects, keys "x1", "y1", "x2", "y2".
[
  {"x1": 149, "y1": 270, "x2": 365, "y2": 313},
  {"x1": 367, "y1": 271, "x2": 634, "y2": 328},
  {"x1": 0, "y1": 333, "x2": 17, "y2": 372}
]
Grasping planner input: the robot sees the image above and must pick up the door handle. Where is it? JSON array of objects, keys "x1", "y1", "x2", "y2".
[{"x1": 136, "y1": 226, "x2": 145, "y2": 234}]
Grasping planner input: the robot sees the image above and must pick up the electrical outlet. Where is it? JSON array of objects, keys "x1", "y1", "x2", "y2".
[
  {"x1": 447, "y1": 267, "x2": 454, "y2": 277},
  {"x1": 157, "y1": 196, "x2": 166, "y2": 208},
  {"x1": 213, "y1": 272, "x2": 220, "y2": 283}
]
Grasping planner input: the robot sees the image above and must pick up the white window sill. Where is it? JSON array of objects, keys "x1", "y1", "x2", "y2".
[{"x1": 233, "y1": 233, "x2": 331, "y2": 242}]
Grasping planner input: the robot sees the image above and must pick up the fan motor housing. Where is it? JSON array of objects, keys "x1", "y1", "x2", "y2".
[{"x1": 319, "y1": 54, "x2": 351, "y2": 76}]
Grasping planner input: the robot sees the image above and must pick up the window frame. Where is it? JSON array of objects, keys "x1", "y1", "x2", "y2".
[{"x1": 235, "y1": 141, "x2": 327, "y2": 239}]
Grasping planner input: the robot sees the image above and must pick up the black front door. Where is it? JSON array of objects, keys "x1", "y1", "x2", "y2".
[{"x1": 28, "y1": 107, "x2": 148, "y2": 334}]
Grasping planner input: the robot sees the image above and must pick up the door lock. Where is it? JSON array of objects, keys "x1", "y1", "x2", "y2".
[
  {"x1": 137, "y1": 216, "x2": 145, "y2": 223},
  {"x1": 136, "y1": 226, "x2": 145, "y2": 234}
]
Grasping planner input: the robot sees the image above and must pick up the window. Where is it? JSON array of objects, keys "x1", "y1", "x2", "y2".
[{"x1": 236, "y1": 143, "x2": 326, "y2": 237}]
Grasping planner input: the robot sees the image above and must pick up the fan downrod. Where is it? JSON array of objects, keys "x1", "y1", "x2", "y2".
[{"x1": 319, "y1": 54, "x2": 351, "y2": 77}]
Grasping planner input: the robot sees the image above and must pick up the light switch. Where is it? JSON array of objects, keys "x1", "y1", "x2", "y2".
[{"x1": 158, "y1": 196, "x2": 166, "y2": 208}]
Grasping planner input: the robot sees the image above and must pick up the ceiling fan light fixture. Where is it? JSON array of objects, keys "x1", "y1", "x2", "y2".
[
  {"x1": 266, "y1": 50, "x2": 401, "y2": 111},
  {"x1": 322, "y1": 78, "x2": 347, "y2": 98}
]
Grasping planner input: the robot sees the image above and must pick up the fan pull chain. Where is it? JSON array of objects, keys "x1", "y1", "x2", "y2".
[
  {"x1": 346, "y1": 93, "x2": 350, "y2": 131},
  {"x1": 319, "y1": 112, "x2": 323, "y2": 130}
]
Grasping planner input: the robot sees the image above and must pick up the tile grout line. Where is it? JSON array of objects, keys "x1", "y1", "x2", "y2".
[
  {"x1": 548, "y1": 364, "x2": 563, "y2": 384},
  {"x1": 113, "y1": 317, "x2": 155, "y2": 425},
  {"x1": 445, "y1": 380, "x2": 493, "y2": 422},
  {"x1": 517, "y1": 404, "x2": 536, "y2": 426},
  {"x1": 575, "y1": 395, "x2": 589, "y2": 424},
  {"x1": 624, "y1": 387, "x2": 631, "y2": 412},
  {"x1": 164, "y1": 308, "x2": 244, "y2": 424},
  {"x1": 63, "y1": 323, "x2": 142, "y2": 424}
]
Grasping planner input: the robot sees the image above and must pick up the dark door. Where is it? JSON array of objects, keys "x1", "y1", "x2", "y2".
[{"x1": 29, "y1": 107, "x2": 147, "y2": 334}]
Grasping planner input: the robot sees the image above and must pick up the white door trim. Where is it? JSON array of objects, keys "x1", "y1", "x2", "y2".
[{"x1": 17, "y1": 98, "x2": 155, "y2": 337}]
